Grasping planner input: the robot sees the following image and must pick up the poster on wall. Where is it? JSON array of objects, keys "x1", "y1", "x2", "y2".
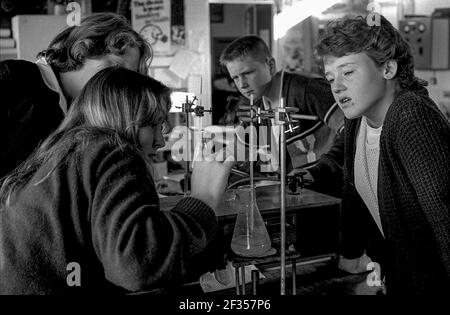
[{"x1": 131, "y1": 0, "x2": 171, "y2": 55}]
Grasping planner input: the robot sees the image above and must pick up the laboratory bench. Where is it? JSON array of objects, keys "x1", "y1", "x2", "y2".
[
  {"x1": 132, "y1": 185, "x2": 384, "y2": 295},
  {"x1": 145, "y1": 184, "x2": 383, "y2": 295},
  {"x1": 160, "y1": 184, "x2": 342, "y2": 260}
]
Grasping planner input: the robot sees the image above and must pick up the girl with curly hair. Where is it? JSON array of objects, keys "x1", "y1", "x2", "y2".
[{"x1": 317, "y1": 14, "x2": 450, "y2": 295}]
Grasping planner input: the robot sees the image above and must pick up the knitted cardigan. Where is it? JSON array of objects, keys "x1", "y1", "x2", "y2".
[
  {"x1": 0, "y1": 131, "x2": 224, "y2": 295},
  {"x1": 340, "y1": 87, "x2": 450, "y2": 295}
]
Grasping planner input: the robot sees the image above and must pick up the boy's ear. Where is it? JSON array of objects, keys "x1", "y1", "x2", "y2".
[
  {"x1": 383, "y1": 60, "x2": 398, "y2": 80},
  {"x1": 267, "y1": 57, "x2": 276, "y2": 76}
]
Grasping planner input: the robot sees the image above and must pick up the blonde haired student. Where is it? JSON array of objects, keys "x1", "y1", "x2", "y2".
[{"x1": 0, "y1": 67, "x2": 233, "y2": 294}]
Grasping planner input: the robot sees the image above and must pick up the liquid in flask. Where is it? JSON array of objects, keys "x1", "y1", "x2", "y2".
[{"x1": 230, "y1": 186, "x2": 274, "y2": 257}]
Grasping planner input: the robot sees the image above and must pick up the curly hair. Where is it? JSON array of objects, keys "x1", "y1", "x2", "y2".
[
  {"x1": 37, "y1": 12, "x2": 152, "y2": 75},
  {"x1": 316, "y1": 15, "x2": 427, "y2": 90}
]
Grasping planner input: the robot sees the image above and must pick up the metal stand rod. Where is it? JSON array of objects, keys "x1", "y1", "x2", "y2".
[
  {"x1": 252, "y1": 269, "x2": 259, "y2": 295},
  {"x1": 280, "y1": 99, "x2": 286, "y2": 295},
  {"x1": 180, "y1": 94, "x2": 211, "y2": 196},
  {"x1": 184, "y1": 96, "x2": 190, "y2": 196},
  {"x1": 235, "y1": 267, "x2": 240, "y2": 295},
  {"x1": 241, "y1": 266, "x2": 246, "y2": 295},
  {"x1": 292, "y1": 259, "x2": 297, "y2": 295},
  {"x1": 249, "y1": 95, "x2": 255, "y2": 235}
]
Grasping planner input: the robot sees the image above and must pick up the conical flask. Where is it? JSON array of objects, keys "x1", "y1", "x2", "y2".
[{"x1": 231, "y1": 186, "x2": 274, "y2": 257}]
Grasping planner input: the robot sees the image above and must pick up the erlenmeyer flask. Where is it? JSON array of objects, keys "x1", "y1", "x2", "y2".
[{"x1": 231, "y1": 186, "x2": 274, "y2": 257}]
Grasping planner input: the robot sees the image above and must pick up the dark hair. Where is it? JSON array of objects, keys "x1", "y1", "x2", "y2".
[
  {"x1": 0, "y1": 67, "x2": 171, "y2": 207},
  {"x1": 316, "y1": 15, "x2": 427, "y2": 90},
  {"x1": 219, "y1": 35, "x2": 272, "y2": 66},
  {"x1": 37, "y1": 13, "x2": 152, "y2": 74}
]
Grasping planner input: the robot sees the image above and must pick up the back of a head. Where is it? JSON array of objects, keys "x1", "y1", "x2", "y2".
[
  {"x1": 219, "y1": 35, "x2": 272, "y2": 66},
  {"x1": 316, "y1": 14, "x2": 427, "y2": 89},
  {"x1": 39, "y1": 12, "x2": 152, "y2": 74}
]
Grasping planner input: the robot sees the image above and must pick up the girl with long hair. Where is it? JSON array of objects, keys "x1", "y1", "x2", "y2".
[{"x1": 0, "y1": 67, "x2": 233, "y2": 294}]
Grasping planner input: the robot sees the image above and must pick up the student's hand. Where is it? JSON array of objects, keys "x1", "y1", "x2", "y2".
[
  {"x1": 191, "y1": 149, "x2": 235, "y2": 211},
  {"x1": 156, "y1": 178, "x2": 183, "y2": 195},
  {"x1": 338, "y1": 254, "x2": 372, "y2": 274},
  {"x1": 214, "y1": 266, "x2": 232, "y2": 286},
  {"x1": 288, "y1": 168, "x2": 315, "y2": 183}
]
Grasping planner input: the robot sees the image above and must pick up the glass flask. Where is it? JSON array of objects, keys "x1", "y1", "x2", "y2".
[{"x1": 230, "y1": 186, "x2": 274, "y2": 257}]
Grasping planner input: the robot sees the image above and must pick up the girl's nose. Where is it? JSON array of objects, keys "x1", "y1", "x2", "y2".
[
  {"x1": 332, "y1": 76, "x2": 346, "y2": 94},
  {"x1": 153, "y1": 132, "x2": 165, "y2": 150}
]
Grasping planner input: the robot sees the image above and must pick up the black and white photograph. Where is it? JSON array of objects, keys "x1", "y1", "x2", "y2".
[{"x1": 0, "y1": 0, "x2": 449, "y2": 302}]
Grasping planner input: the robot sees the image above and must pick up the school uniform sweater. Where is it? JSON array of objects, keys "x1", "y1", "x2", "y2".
[
  {"x1": 0, "y1": 131, "x2": 223, "y2": 295},
  {"x1": 340, "y1": 87, "x2": 450, "y2": 295}
]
